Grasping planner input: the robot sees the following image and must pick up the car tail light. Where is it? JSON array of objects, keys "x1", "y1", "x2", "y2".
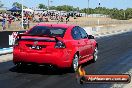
[{"x1": 55, "y1": 41, "x2": 66, "y2": 48}]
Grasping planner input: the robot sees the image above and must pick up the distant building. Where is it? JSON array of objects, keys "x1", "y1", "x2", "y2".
[
  {"x1": 79, "y1": 13, "x2": 86, "y2": 17},
  {"x1": 88, "y1": 14, "x2": 109, "y2": 18},
  {"x1": 33, "y1": 8, "x2": 46, "y2": 14},
  {"x1": 23, "y1": 8, "x2": 34, "y2": 14}
]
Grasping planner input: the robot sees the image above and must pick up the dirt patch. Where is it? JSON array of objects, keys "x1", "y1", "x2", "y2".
[{"x1": 0, "y1": 17, "x2": 132, "y2": 32}]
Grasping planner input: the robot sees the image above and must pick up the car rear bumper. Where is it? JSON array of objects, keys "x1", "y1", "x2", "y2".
[{"x1": 13, "y1": 50, "x2": 72, "y2": 68}]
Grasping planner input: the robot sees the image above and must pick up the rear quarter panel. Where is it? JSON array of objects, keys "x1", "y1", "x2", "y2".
[{"x1": 62, "y1": 26, "x2": 80, "y2": 62}]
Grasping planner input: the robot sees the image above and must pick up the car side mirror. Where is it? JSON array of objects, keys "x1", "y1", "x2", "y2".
[{"x1": 88, "y1": 35, "x2": 94, "y2": 39}]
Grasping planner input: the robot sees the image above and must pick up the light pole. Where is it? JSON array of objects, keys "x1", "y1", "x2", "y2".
[
  {"x1": 22, "y1": 0, "x2": 24, "y2": 28},
  {"x1": 98, "y1": 0, "x2": 101, "y2": 25},
  {"x1": 48, "y1": 0, "x2": 50, "y2": 11},
  {"x1": 50, "y1": 0, "x2": 53, "y2": 7},
  {"x1": 87, "y1": 0, "x2": 89, "y2": 17}
]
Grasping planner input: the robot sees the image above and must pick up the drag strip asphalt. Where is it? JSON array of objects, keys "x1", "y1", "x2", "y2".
[{"x1": 0, "y1": 31, "x2": 132, "y2": 88}]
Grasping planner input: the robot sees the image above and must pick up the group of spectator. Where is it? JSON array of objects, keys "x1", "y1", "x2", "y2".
[
  {"x1": 0, "y1": 12, "x2": 32, "y2": 30},
  {"x1": 0, "y1": 13, "x2": 14, "y2": 30},
  {"x1": 0, "y1": 11, "x2": 73, "y2": 31},
  {"x1": 34, "y1": 11, "x2": 70, "y2": 23}
]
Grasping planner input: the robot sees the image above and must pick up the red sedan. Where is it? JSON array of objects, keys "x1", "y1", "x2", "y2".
[{"x1": 13, "y1": 24, "x2": 98, "y2": 72}]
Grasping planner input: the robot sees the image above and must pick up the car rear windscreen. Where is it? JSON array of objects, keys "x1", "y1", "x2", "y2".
[{"x1": 28, "y1": 26, "x2": 66, "y2": 37}]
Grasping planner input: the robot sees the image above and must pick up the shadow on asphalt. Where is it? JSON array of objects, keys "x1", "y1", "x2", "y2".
[
  {"x1": 9, "y1": 65, "x2": 73, "y2": 75},
  {"x1": 9, "y1": 60, "x2": 94, "y2": 75},
  {"x1": 81, "y1": 60, "x2": 94, "y2": 68}
]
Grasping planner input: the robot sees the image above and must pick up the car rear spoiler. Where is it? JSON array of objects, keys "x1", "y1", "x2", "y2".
[{"x1": 16, "y1": 34, "x2": 61, "y2": 42}]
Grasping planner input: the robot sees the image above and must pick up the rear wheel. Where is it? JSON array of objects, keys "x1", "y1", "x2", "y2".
[
  {"x1": 71, "y1": 54, "x2": 79, "y2": 72},
  {"x1": 92, "y1": 47, "x2": 98, "y2": 62},
  {"x1": 15, "y1": 63, "x2": 26, "y2": 69}
]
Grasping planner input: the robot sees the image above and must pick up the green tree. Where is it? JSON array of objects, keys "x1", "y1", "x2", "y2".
[
  {"x1": 56, "y1": 5, "x2": 76, "y2": 11},
  {"x1": 38, "y1": 4, "x2": 47, "y2": 9},
  {"x1": 56, "y1": 6, "x2": 62, "y2": 11},
  {"x1": 125, "y1": 8, "x2": 132, "y2": 19},
  {"x1": 49, "y1": 6, "x2": 56, "y2": 10},
  {"x1": 12, "y1": 2, "x2": 27, "y2": 9},
  {"x1": 36, "y1": 3, "x2": 132, "y2": 20},
  {"x1": 79, "y1": 7, "x2": 131, "y2": 20}
]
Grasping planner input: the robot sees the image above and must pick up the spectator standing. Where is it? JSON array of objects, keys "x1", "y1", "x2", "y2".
[
  {"x1": 8, "y1": 17, "x2": 12, "y2": 29},
  {"x1": 60, "y1": 16, "x2": 64, "y2": 22},
  {"x1": 66, "y1": 15, "x2": 69, "y2": 24},
  {"x1": 27, "y1": 18, "x2": 30, "y2": 29},
  {"x1": 2, "y1": 18, "x2": 6, "y2": 30},
  {"x1": 23, "y1": 19, "x2": 27, "y2": 29}
]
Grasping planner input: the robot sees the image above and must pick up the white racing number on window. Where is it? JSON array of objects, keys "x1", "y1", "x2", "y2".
[{"x1": 9, "y1": 32, "x2": 18, "y2": 45}]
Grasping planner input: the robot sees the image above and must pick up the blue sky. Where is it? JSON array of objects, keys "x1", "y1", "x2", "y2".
[{"x1": 1, "y1": 0, "x2": 132, "y2": 9}]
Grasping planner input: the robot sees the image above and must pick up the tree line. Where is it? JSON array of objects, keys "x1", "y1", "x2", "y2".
[
  {"x1": 80, "y1": 7, "x2": 132, "y2": 20},
  {"x1": 38, "y1": 3, "x2": 132, "y2": 20}
]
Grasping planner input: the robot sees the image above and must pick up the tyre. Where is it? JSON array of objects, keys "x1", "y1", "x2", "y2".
[
  {"x1": 15, "y1": 63, "x2": 26, "y2": 69},
  {"x1": 92, "y1": 47, "x2": 98, "y2": 62},
  {"x1": 71, "y1": 54, "x2": 79, "y2": 72}
]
